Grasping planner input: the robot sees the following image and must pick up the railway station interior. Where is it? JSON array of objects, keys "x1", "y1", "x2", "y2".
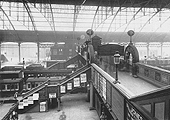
[{"x1": 1, "y1": 0, "x2": 170, "y2": 120}]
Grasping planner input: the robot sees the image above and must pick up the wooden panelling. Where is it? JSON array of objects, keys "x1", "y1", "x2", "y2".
[{"x1": 111, "y1": 86, "x2": 124, "y2": 120}]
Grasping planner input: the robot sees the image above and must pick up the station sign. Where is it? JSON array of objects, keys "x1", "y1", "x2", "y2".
[{"x1": 49, "y1": 93, "x2": 56, "y2": 98}]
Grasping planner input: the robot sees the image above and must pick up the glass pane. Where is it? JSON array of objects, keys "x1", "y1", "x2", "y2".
[{"x1": 2, "y1": 84, "x2": 6, "y2": 90}]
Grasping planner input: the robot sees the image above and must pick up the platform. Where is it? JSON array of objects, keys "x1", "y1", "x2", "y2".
[{"x1": 19, "y1": 93, "x2": 100, "y2": 120}]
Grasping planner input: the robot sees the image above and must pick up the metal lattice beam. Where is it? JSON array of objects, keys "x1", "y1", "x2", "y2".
[{"x1": 0, "y1": 7, "x2": 21, "y2": 42}]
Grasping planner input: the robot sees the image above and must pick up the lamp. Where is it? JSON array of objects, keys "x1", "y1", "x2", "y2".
[
  {"x1": 100, "y1": 112, "x2": 107, "y2": 120},
  {"x1": 114, "y1": 51, "x2": 120, "y2": 84},
  {"x1": 127, "y1": 30, "x2": 135, "y2": 44}
]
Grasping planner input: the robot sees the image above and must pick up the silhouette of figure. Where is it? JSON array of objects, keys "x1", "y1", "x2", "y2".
[{"x1": 14, "y1": 92, "x2": 18, "y2": 100}]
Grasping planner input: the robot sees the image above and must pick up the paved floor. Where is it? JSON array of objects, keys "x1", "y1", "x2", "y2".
[{"x1": 19, "y1": 93, "x2": 99, "y2": 120}]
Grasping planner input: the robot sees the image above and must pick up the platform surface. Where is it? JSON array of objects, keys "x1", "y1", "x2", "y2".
[
  {"x1": 0, "y1": 103, "x2": 14, "y2": 120},
  {"x1": 118, "y1": 71, "x2": 158, "y2": 96},
  {"x1": 19, "y1": 93, "x2": 99, "y2": 120}
]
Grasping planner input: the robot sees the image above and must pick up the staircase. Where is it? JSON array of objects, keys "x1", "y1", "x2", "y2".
[
  {"x1": 48, "y1": 54, "x2": 86, "y2": 70},
  {"x1": 17, "y1": 80, "x2": 49, "y2": 113},
  {"x1": 16, "y1": 64, "x2": 91, "y2": 114}
]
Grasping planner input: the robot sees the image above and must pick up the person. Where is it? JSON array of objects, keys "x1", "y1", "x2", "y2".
[
  {"x1": 144, "y1": 56, "x2": 147, "y2": 64},
  {"x1": 14, "y1": 92, "x2": 18, "y2": 100},
  {"x1": 59, "y1": 111, "x2": 66, "y2": 120}
]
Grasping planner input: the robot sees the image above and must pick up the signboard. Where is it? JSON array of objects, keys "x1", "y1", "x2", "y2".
[
  {"x1": 74, "y1": 78, "x2": 80, "y2": 87},
  {"x1": 33, "y1": 93, "x2": 39, "y2": 100},
  {"x1": 67, "y1": 83, "x2": 72, "y2": 90},
  {"x1": 28, "y1": 96, "x2": 34, "y2": 104},
  {"x1": 49, "y1": 93, "x2": 56, "y2": 98},
  {"x1": 18, "y1": 102, "x2": 24, "y2": 109},
  {"x1": 80, "y1": 73, "x2": 87, "y2": 83},
  {"x1": 60, "y1": 86, "x2": 66, "y2": 93},
  {"x1": 23, "y1": 99, "x2": 28, "y2": 106},
  {"x1": 40, "y1": 102, "x2": 47, "y2": 112},
  {"x1": 125, "y1": 102, "x2": 144, "y2": 120}
]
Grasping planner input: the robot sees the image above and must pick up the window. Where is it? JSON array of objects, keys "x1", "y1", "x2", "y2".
[
  {"x1": 59, "y1": 49, "x2": 63, "y2": 55},
  {"x1": 11, "y1": 84, "x2": 15, "y2": 91},
  {"x1": 27, "y1": 83, "x2": 31, "y2": 90},
  {"x1": 14, "y1": 83, "x2": 19, "y2": 90},
  {"x1": 6, "y1": 84, "x2": 11, "y2": 91},
  {"x1": 35, "y1": 83, "x2": 39, "y2": 87},
  {"x1": 32, "y1": 83, "x2": 35, "y2": 88},
  {"x1": 1, "y1": 84, "x2": 6, "y2": 91}
]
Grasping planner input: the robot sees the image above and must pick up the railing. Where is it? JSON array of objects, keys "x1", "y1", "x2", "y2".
[
  {"x1": 22, "y1": 80, "x2": 49, "y2": 99},
  {"x1": 136, "y1": 62, "x2": 170, "y2": 87},
  {"x1": 60, "y1": 64, "x2": 91, "y2": 84},
  {"x1": 2, "y1": 102, "x2": 19, "y2": 120},
  {"x1": 91, "y1": 63, "x2": 154, "y2": 120},
  {"x1": 24, "y1": 69, "x2": 72, "y2": 78},
  {"x1": 140, "y1": 59, "x2": 170, "y2": 66},
  {"x1": 47, "y1": 54, "x2": 86, "y2": 70}
]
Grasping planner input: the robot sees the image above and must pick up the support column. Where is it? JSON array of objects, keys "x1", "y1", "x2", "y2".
[
  {"x1": 160, "y1": 42, "x2": 163, "y2": 58},
  {"x1": 0, "y1": 42, "x2": 1, "y2": 69},
  {"x1": 57, "y1": 98, "x2": 61, "y2": 111},
  {"x1": 146, "y1": 42, "x2": 149, "y2": 58},
  {"x1": 57, "y1": 85, "x2": 61, "y2": 111},
  {"x1": 89, "y1": 81, "x2": 95, "y2": 110},
  {"x1": 18, "y1": 42, "x2": 21, "y2": 63},
  {"x1": 37, "y1": 42, "x2": 40, "y2": 62}
]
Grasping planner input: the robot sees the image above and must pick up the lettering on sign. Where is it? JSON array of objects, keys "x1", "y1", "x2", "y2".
[
  {"x1": 28, "y1": 96, "x2": 33, "y2": 104},
  {"x1": 74, "y1": 78, "x2": 80, "y2": 87},
  {"x1": 67, "y1": 83, "x2": 72, "y2": 90},
  {"x1": 49, "y1": 93, "x2": 56, "y2": 98},
  {"x1": 60, "y1": 86, "x2": 66, "y2": 93},
  {"x1": 80, "y1": 73, "x2": 87, "y2": 83},
  {"x1": 23, "y1": 99, "x2": 28, "y2": 106},
  {"x1": 18, "y1": 102, "x2": 24, "y2": 109}
]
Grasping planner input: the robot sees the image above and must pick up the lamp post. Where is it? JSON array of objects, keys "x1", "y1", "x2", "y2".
[
  {"x1": 86, "y1": 29, "x2": 94, "y2": 64},
  {"x1": 114, "y1": 51, "x2": 120, "y2": 84},
  {"x1": 77, "y1": 37, "x2": 80, "y2": 53}
]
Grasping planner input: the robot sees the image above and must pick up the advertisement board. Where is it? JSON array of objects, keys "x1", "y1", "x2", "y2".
[
  {"x1": 60, "y1": 86, "x2": 66, "y2": 93},
  {"x1": 74, "y1": 78, "x2": 80, "y2": 87},
  {"x1": 80, "y1": 73, "x2": 87, "y2": 83},
  {"x1": 67, "y1": 83, "x2": 72, "y2": 90}
]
